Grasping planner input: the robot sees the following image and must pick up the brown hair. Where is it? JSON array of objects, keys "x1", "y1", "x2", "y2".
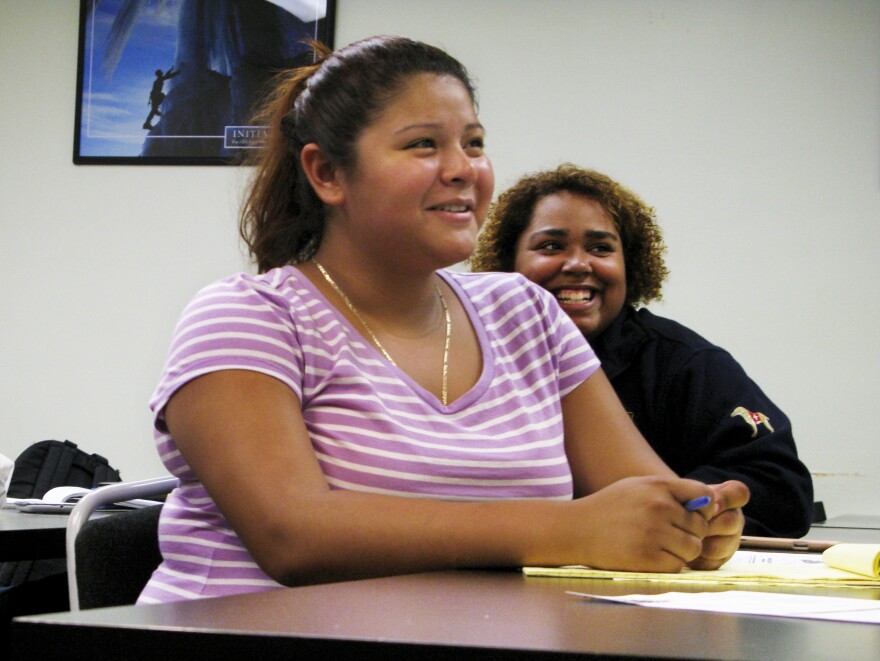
[
  {"x1": 240, "y1": 36, "x2": 477, "y2": 273},
  {"x1": 469, "y1": 163, "x2": 668, "y2": 306}
]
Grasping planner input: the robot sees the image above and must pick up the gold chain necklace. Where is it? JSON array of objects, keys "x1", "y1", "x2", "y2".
[{"x1": 312, "y1": 259, "x2": 452, "y2": 406}]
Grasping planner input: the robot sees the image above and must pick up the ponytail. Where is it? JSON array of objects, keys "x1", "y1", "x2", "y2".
[{"x1": 240, "y1": 41, "x2": 331, "y2": 272}]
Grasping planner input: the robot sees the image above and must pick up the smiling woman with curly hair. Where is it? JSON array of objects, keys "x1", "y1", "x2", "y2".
[
  {"x1": 470, "y1": 163, "x2": 814, "y2": 538},
  {"x1": 470, "y1": 163, "x2": 667, "y2": 309}
]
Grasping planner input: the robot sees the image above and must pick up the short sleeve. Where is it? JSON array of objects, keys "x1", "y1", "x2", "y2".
[{"x1": 149, "y1": 272, "x2": 305, "y2": 433}]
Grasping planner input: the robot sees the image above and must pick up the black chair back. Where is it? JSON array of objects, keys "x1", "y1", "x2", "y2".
[{"x1": 74, "y1": 505, "x2": 163, "y2": 609}]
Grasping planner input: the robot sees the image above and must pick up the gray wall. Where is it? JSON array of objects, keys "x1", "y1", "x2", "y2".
[{"x1": 2, "y1": 1, "x2": 878, "y2": 516}]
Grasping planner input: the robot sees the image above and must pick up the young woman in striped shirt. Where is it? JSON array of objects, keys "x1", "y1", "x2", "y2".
[{"x1": 139, "y1": 36, "x2": 747, "y2": 604}]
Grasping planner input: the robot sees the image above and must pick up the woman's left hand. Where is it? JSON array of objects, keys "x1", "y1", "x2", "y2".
[{"x1": 686, "y1": 480, "x2": 750, "y2": 570}]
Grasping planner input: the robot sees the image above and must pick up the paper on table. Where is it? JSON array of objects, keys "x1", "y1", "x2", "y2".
[
  {"x1": 823, "y1": 544, "x2": 880, "y2": 578},
  {"x1": 567, "y1": 590, "x2": 880, "y2": 625},
  {"x1": 6, "y1": 485, "x2": 163, "y2": 513},
  {"x1": 524, "y1": 547, "x2": 880, "y2": 587}
]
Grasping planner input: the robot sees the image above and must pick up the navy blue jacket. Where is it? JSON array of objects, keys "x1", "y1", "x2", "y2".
[{"x1": 590, "y1": 305, "x2": 813, "y2": 537}]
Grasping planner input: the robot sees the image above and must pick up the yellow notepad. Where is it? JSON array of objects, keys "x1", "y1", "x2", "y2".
[{"x1": 523, "y1": 544, "x2": 880, "y2": 587}]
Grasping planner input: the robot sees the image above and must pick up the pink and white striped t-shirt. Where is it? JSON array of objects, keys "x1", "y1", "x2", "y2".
[{"x1": 138, "y1": 267, "x2": 598, "y2": 603}]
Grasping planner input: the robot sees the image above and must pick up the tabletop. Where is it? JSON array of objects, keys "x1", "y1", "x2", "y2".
[
  {"x1": 10, "y1": 522, "x2": 880, "y2": 660},
  {"x1": 0, "y1": 508, "x2": 114, "y2": 562},
  {"x1": 813, "y1": 515, "x2": 880, "y2": 531},
  {"x1": 0, "y1": 510, "x2": 71, "y2": 561},
  {"x1": 12, "y1": 565, "x2": 880, "y2": 661},
  {"x1": 803, "y1": 524, "x2": 880, "y2": 544}
]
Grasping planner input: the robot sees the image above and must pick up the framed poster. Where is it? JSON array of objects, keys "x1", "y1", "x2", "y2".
[{"x1": 73, "y1": 0, "x2": 336, "y2": 165}]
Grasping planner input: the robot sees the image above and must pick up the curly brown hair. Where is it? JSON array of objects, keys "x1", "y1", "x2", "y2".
[{"x1": 469, "y1": 163, "x2": 668, "y2": 307}]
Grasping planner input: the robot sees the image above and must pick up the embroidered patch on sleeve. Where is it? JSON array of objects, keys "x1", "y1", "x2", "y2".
[{"x1": 730, "y1": 406, "x2": 774, "y2": 437}]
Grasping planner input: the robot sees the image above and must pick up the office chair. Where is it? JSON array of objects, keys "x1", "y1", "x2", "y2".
[{"x1": 66, "y1": 476, "x2": 178, "y2": 611}]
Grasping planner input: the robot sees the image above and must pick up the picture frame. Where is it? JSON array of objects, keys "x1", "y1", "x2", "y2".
[{"x1": 73, "y1": 0, "x2": 336, "y2": 165}]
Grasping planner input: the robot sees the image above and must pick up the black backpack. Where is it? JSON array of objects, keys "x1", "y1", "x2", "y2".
[{"x1": 1, "y1": 440, "x2": 122, "y2": 587}]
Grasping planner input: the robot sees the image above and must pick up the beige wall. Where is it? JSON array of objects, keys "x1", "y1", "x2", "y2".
[{"x1": 2, "y1": 1, "x2": 878, "y2": 516}]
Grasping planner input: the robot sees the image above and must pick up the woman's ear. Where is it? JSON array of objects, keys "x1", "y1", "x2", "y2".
[{"x1": 300, "y1": 143, "x2": 346, "y2": 207}]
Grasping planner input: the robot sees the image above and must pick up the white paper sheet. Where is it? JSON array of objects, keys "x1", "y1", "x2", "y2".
[{"x1": 568, "y1": 590, "x2": 880, "y2": 624}]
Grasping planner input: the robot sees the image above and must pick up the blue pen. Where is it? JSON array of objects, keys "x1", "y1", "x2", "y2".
[{"x1": 684, "y1": 495, "x2": 711, "y2": 511}]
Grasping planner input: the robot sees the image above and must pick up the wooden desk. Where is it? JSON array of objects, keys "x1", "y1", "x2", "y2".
[
  {"x1": 0, "y1": 511, "x2": 70, "y2": 562},
  {"x1": 12, "y1": 566, "x2": 880, "y2": 661},
  {"x1": 813, "y1": 515, "x2": 880, "y2": 531},
  {"x1": 0, "y1": 509, "x2": 113, "y2": 562},
  {"x1": 803, "y1": 525, "x2": 880, "y2": 544}
]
